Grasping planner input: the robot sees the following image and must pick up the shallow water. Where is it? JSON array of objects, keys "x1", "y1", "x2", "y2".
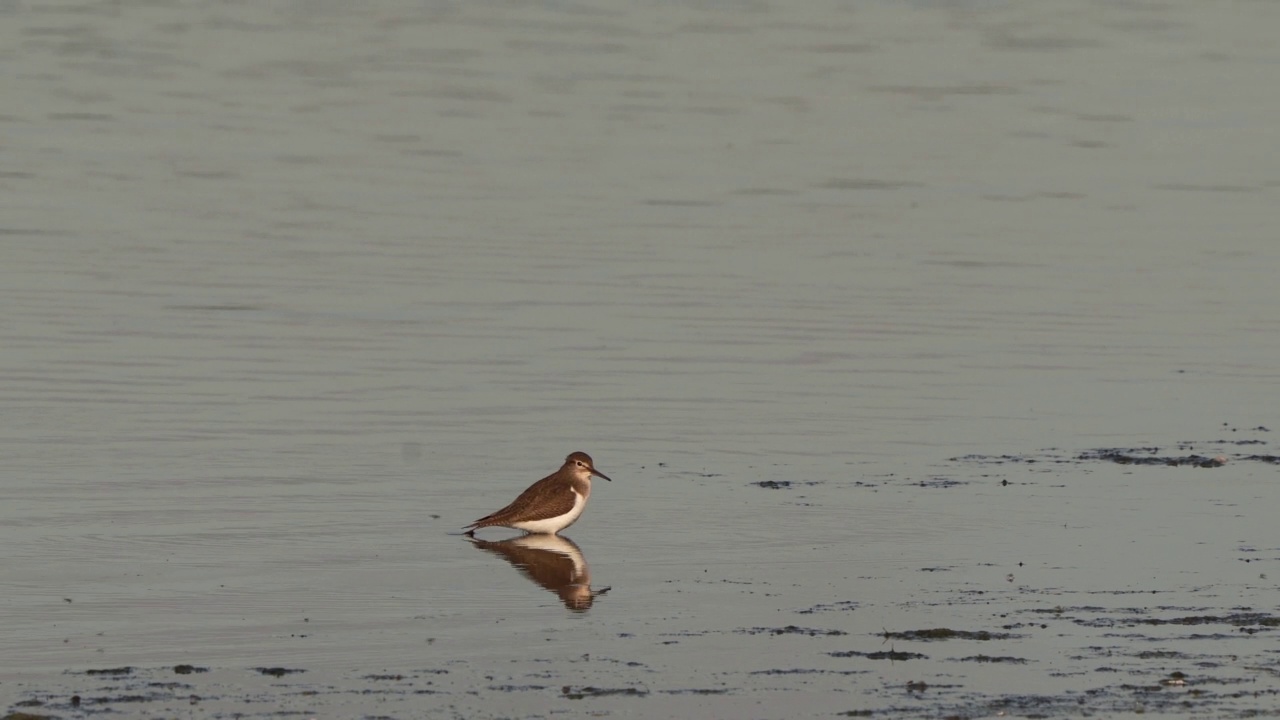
[{"x1": 3, "y1": 0, "x2": 1280, "y2": 717}]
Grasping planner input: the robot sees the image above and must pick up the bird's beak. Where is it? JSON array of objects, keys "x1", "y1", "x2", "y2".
[{"x1": 592, "y1": 468, "x2": 613, "y2": 482}]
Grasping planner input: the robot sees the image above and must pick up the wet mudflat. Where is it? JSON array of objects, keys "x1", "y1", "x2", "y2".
[
  {"x1": 10, "y1": 605, "x2": 1280, "y2": 718},
  {"x1": 8, "y1": 429, "x2": 1280, "y2": 718}
]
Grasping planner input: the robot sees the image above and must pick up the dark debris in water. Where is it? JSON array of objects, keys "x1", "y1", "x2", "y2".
[
  {"x1": 950, "y1": 426, "x2": 1280, "y2": 470},
  {"x1": 562, "y1": 685, "x2": 647, "y2": 699},
  {"x1": 829, "y1": 649, "x2": 927, "y2": 660},
  {"x1": 837, "y1": 684, "x2": 1280, "y2": 720},
  {"x1": 797, "y1": 600, "x2": 859, "y2": 614},
  {"x1": 950, "y1": 452, "x2": 1069, "y2": 466},
  {"x1": 883, "y1": 628, "x2": 1015, "y2": 642},
  {"x1": 1243, "y1": 454, "x2": 1280, "y2": 464},
  {"x1": 752, "y1": 480, "x2": 824, "y2": 489},
  {"x1": 1077, "y1": 449, "x2": 1228, "y2": 467},
  {"x1": 81, "y1": 693, "x2": 164, "y2": 705},
  {"x1": 1073, "y1": 611, "x2": 1280, "y2": 630},
  {"x1": 1136, "y1": 650, "x2": 1187, "y2": 659},
  {"x1": 489, "y1": 684, "x2": 548, "y2": 692},
  {"x1": 739, "y1": 625, "x2": 848, "y2": 637},
  {"x1": 749, "y1": 668, "x2": 867, "y2": 676},
  {"x1": 255, "y1": 667, "x2": 305, "y2": 677},
  {"x1": 918, "y1": 477, "x2": 966, "y2": 488},
  {"x1": 956, "y1": 655, "x2": 1029, "y2": 663}
]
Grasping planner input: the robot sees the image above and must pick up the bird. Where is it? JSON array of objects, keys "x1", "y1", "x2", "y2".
[{"x1": 463, "y1": 451, "x2": 612, "y2": 536}]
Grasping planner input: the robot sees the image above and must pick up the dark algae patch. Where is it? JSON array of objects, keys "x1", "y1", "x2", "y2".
[
  {"x1": 739, "y1": 625, "x2": 848, "y2": 636},
  {"x1": 957, "y1": 655, "x2": 1028, "y2": 663},
  {"x1": 83, "y1": 666, "x2": 133, "y2": 676},
  {"x1": 917, "y1": 477, "x2": 966, "y2": 488},
  {"x1": 752, "y1": 480, "x2": 822, "y2": 489},
  {"x1": 952, "y1": 427, "x2": 1280, "y2": 469},
  {"x1": 797, "y1": 600, "x2": 859, "y2": 614},
  {"x1": 255, "y1": 667, "x2": 305, "y2": 677},
  {"x1": 883, "y1": 628, "x2": 1014, "y2": 641},
  {"x1": 956, "y1": 448, "x2": 1237, "y2": 468},
  {"x1": 829, "y1": 649, "x2": 927, "y2": 660},
  {"x1": 1078, "y1": 449, "x2": 1228, "y2": 467},
  {"x1": 1073, "y1": 610, "x2": 1280, "y2": 630},
  {"x1": 561, "y1": 685, "x2": 648, "y2": 699}
]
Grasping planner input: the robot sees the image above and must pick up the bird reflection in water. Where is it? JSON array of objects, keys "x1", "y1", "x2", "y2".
[{"x1": 466, "y1": 534, "x2": 610, "y2": 612}]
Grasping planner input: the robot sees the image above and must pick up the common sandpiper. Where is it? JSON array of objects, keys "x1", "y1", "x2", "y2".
[{"x1": 463, "y1": 451, "x2": 612, "y2": 536}]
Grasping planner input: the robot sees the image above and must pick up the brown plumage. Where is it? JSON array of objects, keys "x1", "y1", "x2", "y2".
[{"x1": 464, "y1": 451, "x2": 612, "y2": 535}]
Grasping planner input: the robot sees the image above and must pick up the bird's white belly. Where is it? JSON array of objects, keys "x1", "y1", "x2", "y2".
[{"x1": 513, "y1": 490, "x2": 587, "y2": 534}]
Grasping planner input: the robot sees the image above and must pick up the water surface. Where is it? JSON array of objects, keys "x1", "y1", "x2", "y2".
[{"x1": 3, "y1": 0, "x2": 1279, "y2": 716}]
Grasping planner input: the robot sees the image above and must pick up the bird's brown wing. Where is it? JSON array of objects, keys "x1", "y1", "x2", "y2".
[{"x1": 466, "y1": 475, "x2": 578, "y2": 528}]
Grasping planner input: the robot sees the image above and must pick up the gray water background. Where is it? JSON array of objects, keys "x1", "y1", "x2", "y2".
[{"x1": 3, "y1": 0, "x2": 1279, "y2": 716}]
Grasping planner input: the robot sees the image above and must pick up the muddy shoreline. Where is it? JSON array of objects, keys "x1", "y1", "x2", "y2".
[{"x1": 8, "y1": 432, "x2": 1278, "y2": 719}]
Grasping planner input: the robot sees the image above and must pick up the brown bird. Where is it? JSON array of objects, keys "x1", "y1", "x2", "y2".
[{"x1": 464, "y1": 452, "x2": 613, "y2": 535}]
